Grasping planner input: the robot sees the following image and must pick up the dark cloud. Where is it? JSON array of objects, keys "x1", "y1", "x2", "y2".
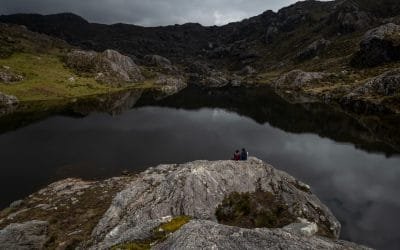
[{"x1": 1, "y1": 0, "x2": 303, "y2": 26}]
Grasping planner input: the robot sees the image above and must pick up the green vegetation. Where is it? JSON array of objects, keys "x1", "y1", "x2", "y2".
[
  {"x1": 158, "y1": 216, "x2": 191, "y2": 233},
  {"x1": 215, "y1": 191, "x2": 296, "y2": 229},
  {"x1": 111, "y1": 242, "x2": 151, "y2": 250},
  {"x1": 0, "y1": 53, "x2": 134, "y2": 101}
]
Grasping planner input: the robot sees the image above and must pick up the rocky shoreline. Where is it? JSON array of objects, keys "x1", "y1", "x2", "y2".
[{"x1": 0, "y1": 158, "x2": 372, "y2": 249}]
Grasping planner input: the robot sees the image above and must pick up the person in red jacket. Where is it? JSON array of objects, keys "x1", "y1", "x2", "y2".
[{"x1": 233, "y1": 150, "x2": 241, "y2": 161}]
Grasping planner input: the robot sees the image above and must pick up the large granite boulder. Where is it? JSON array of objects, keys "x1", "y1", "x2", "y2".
[
  {"x1": 154, "y1": 220, "x2": 371, "y2": 250},
  {"x1": 144, "y1": 55, "x2": 172, "y2": 70},
  {"x1": 0, "y1": 158, "x2": 371, "y2": 249},
  {"x1": 0, "y1": 220, "x2": 49, "y2": 250},
  {"x1": 336, "y1": 10, "x2": 372, "y2": 33},
  {"x1": 66, "y1": 49, "x2": 144, "y2": 86},
  {"x1": 155, "y1": 75, "x2": 187, "y2": 98},
  {"x1": 0, "y1": 92, "x2": 19, "y2": 116},
  {"x1": 275, "y1": 70, "x2": 327, "y2": 89},
  {"x1": 296, "y1": 39, "x2": 331, "y2": 61},
  {"x1": 352, "y1": 23, "x2": 400, "y2": 67},
  {"x1": 91, "y1": 158, "x2": 341, "y2": 248}
]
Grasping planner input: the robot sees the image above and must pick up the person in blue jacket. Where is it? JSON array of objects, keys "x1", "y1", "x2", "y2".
[{"x1": 240, "y1": 148, "x2": 248, "y2": 161}]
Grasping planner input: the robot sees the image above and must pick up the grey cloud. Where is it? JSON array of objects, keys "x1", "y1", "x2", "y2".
[{"x1": 1, "y1": 0, "x2": 302, "y2": 26}]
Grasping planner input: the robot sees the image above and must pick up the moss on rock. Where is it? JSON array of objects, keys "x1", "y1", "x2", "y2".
[{"x1": 215, "y1": 191, "x2": 296, "y2": 229}]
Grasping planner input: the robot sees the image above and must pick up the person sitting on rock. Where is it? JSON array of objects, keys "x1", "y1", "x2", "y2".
[
  {"x1": 233, "y1": 150, "x2": 241, "y2": 161},
  {"x1": 241, "y1": 148, "x2": 248, "y2": 161}
]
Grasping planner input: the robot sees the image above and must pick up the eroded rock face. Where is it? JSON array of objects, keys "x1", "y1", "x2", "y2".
[
  {"x1": 154, "y1": 220, "x2": 371, "y2": 250},
  {"x1": 66, "y1": 49, "x2": 144, "y2": 86},
  {"x1": 275, "y1": 70, "x2": 327, "y2": 89},
  {"x1": 0, "y1": 92, "x2": 19, "y2": 116},
  {"x1": 91, "y1": 158, "x2": 341, "y2": 248},
  {"x1": 352, "y1": 23, "x2": 400, "y2": 67},
  {"x1": 297, "y1": 39, "x2": 331, "y2": 61},
  {"x1": 0, "y1": 220, "x2": 49, "y2": 250},
  {"x1": 336, "y1": 10, "x2": 372, "y2": 33}
]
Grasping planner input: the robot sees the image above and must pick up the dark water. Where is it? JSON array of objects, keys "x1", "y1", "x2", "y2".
[{"x1": 1, "y1": 87, "x2": 400, "y2": 249}]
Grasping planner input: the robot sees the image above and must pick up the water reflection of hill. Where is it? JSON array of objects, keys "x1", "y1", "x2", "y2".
[
  {"x1": 138, "y1": 87, "x2": 400, "y2": 156},
  {"x1": 0, "y1": 86, "x2": 399, "y2": 155}
]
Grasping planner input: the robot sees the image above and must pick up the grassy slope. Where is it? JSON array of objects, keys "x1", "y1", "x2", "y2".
[{"x1": 0, "y1": 24, "x2": 158, "y2": 103}]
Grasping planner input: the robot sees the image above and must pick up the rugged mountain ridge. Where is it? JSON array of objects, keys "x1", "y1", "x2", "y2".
[{"x1": 1, "y1": 0, "x2": 400, "y2": 115}]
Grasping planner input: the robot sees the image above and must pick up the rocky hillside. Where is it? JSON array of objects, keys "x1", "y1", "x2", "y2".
[
  {"x1": 0, "y1": 158, "x2": 371, "y2": 249},
  {"x1": 0, "y1": 22, "x2": 188, "y2": 116},
  {"x1": 2, "y1": 0, "x2": 400, "y2": 114}
]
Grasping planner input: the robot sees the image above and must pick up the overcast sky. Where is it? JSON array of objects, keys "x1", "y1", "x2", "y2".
[{"x1": 1, "y1": 0, "x2": 307, "y2": 26}]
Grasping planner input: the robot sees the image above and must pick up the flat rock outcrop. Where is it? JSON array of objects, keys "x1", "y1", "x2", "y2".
[
  {"x1": 0, "y1": 220, "x2": 49, "y2": 250},
  {"x1": 91, "y1": 158, "x2": 341, "y2": 248},
  {"x1": 154, "y1": 219, "x2": 370, "y2": 250},
  {"x1": 0, "y1": 158, "x2": 372, "y2": 249},
  {"x1": 352, "y1": 23, "x2": 400, "y2": 67},
  {"x1": 66, "y1": 49, "x2": 144, "y2": 86}
]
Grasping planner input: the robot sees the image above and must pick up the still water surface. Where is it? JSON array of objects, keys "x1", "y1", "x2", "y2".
[{"x1": 0, "y1": 87, "x2": 399, "y2": 249}]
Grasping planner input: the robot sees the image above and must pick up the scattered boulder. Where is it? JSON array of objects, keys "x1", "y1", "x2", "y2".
[
  {"x1": 239, "y1": 65, "x2": 256, "y2": 76},
  {"x1": 0, "y1": 92, "x2": 19, "y2": 116},
  {"x1": 143, "y1": 55, "x2": 172, "y2": 69},
  {"x1": 202, "y1": 74, "x2": 230, "y2": 88},
  {"x1": 155, "y1": 75, "x2": 187, "y2": 97},
  {"x1": 0, "y1": 66, "x2": 23, "y2": 83},
  {"x1": 0, "y1": 220, "x2": 49, "y2": 250},
  {"x1": 187, "y1": 61, "x2": 230, "y2": 88},
  {"x1": 187, "y1": 61, "x2": 211, "y2": 75},
  {"x1": 66, "y1": 49, "x2": 144, "y2": 86},
  {"x1": 336, "y1": 10, "x2": 373, "y2": 33},
  {"x1": 154, "y1": 220, "x2": 370, "y2": 250},
  {"x1": 275, "y1": 70, "x2": 327, "y2": 89},
  {"x1": 351, "y1": 69, "x2": 400, "y2": 97},
  {"x1": 340, "y1": 69, "x2": 400, "y2": 114},
  {"x1": 352, "y1": 23, "x2": 400, "y2": 67},
  {"x1": 297, "y1": 39, "x2": 331, "y2": 61},
  {"x1": 91, "y1": 158, "x2": 341, "y2": 248}
]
